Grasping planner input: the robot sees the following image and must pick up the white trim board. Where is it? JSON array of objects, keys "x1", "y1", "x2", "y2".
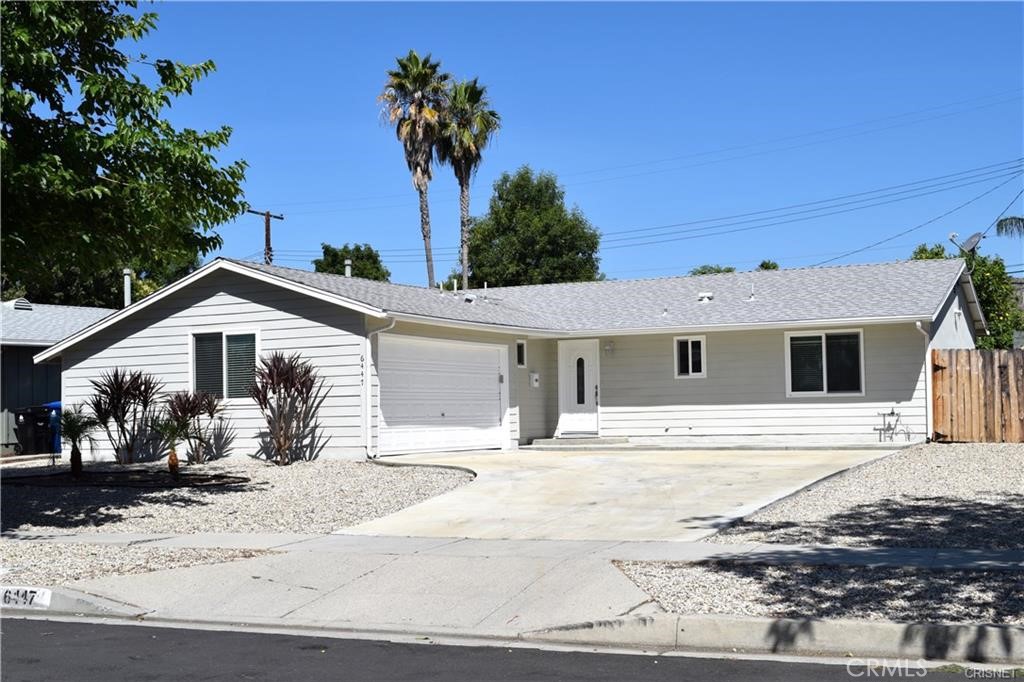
[{"x1": 34, "y1": 259, "x2": 387, "y2": 364}]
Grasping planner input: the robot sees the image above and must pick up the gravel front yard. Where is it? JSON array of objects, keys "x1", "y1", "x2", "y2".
[
  {"x1": 1, "y1": 459, "x2": 472, "y2": 535},
  {"x1": 617, "y1": 560, "x2": 1024, "y2": 625},
  {"x1": 0, "y1": 541, "x2": 268, "y2": 586},
  {"x1": 713, "y1": 443, "x2": 1024, "y2": 550}
]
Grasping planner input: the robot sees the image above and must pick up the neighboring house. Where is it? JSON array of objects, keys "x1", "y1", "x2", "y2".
[
  {"x1": 35, "y1": 258, "x2": 985, "y2": 459},
  {"x1": 1, "y1": 299, "x2": 114, "y2": 454}
]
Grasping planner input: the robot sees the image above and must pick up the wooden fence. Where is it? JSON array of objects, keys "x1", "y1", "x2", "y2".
[{"x1": 931, "y1": 348, "x2": 1024, "y2": 443}]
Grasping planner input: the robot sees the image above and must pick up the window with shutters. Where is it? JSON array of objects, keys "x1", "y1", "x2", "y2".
[
  {"x1": 673, "y1": 336, "x2": 707, "y2": 378},
  {"x1": 192, "y1": 331, "x2": 258, "y2": 399},
  {"x1": 785, "y1": 330, "x2": 863, "y2": 396}
]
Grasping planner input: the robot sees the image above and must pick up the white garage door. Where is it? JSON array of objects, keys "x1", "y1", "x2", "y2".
[{"x1": 378, "y1": 335, "x2": 507, "y2": 455}]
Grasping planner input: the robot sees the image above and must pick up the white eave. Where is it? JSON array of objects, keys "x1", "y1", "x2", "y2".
[{"x1": 34, "y1": 259, "x2": 388, "y2": 364}]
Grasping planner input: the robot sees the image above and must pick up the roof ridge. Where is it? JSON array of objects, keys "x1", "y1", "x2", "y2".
[
  {"x1": 486, "y1": 258, "x2": 964, "y2": 292},
  {"x1": 223, "y1": 257, "x2": 442, "y2": 293}
]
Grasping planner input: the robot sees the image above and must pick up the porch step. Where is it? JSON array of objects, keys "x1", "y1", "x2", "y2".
[{"x1": 528, "y1": 437, "x2": 629, "y2": 447}]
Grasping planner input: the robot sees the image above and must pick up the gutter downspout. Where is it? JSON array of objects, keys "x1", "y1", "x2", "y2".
[
  {"x1": 915, "y1": 321, "x2": 932, "y2": 442},
  {"x1": 364, "y1": 316, "x2": 396, "y2": 459}
]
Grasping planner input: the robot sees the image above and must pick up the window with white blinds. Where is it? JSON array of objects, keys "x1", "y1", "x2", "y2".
[{"x1": 193, "y1": 332, "x2": 257, "y2": 399}]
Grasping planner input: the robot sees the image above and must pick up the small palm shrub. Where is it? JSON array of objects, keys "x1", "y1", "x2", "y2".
[
  {"x1": 88, "y1": 368, "x2": 164, "y2": 464},
  {"x1": 249, "y1": 352, "x2": 329, "y2": 465},
  {"x1": 164, "y1": 391, "x2": 225, "y2": 464},
  {"x1": 60, "y1": 404, "x2": 99, "y2": 478}
]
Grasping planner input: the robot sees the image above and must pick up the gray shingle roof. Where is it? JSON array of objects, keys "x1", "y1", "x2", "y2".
[
  {"x1": 228, "y1": 258, "x2": 967, "y2": 332},
  {"x1": 1, "y1": 300, "x2": 114, "y2": 346}
]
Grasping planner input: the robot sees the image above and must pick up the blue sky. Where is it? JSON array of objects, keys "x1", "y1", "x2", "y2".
[{"x1": 137, "y1": 2, "x2": 1023, "y2": 284}]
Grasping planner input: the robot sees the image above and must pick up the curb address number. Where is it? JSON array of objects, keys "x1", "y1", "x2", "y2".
[{"x1": 1, "y1": 586, "x2": 52, "y2": 609}]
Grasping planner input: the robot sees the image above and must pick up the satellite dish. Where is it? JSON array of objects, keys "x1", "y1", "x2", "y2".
[
  {"x1": 960, "y1": 232, "x2": 984, "y2": 253},
  {"x1": 949, "y1": 231, "x2": 984, "y2": 254}
]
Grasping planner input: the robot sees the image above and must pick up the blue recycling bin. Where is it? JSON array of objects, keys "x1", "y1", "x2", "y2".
[{"x1": 43, "y1": 401, "x2": 61, "y2": 454}]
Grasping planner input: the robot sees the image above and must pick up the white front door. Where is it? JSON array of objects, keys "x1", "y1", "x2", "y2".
[{"x1": 557, "y1": 339, "x2": 600, "y2": 436}]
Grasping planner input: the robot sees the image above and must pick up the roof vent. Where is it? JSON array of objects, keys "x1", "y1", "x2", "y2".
[
  {"x1": 697, "y1": 292, "x2": 713, "y2": 303},
  {"x1": 463, "y1": 292, "x2": 477, "y2": 304},
  {"x1": 12, "y1": 298, "x2": 32, "y2": 310}
]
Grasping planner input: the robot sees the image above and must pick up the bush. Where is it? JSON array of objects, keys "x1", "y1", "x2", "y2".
[
  {"x1": 87, "y1": 368, "x2": 163, "y2": 464},
  {"x1": 164, "y1": 391, "x2": 227, "y2": 464},
  {"x1": 249, "y1": 352, "x2": 329, "y2": 465}
]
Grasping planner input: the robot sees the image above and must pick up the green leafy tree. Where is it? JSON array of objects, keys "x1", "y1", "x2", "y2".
[
  {"x1": 379, "y1": 50, "x2": 450, "y2": 288},
  {"x1": 0, "y1": 1, "x2": 247, "y2": 298},
  {"x1": 912, "y1": 243, "x2": 1024, "y2": 349},
  {"x1": 467, "y1": 167, "x2": 601, "y2": 287},
  {"x1": 690, "y1": 264, "x2": 735, "y2": 275},
  {"x1": 437, "y1": 78, "x2": 501, "y2": 291},
  {"x1": 313, "y1": 243, "x2": 390, "y2": 282},
  {"x1": 996, "y1": 216, "x2": 1023, "y2": 238},
  {"x1": 4, "y1": 253, "x2": 200, "y2": 308},
  {"x1": 757, "y1": 260, "x2": 780, "y2": 271}
]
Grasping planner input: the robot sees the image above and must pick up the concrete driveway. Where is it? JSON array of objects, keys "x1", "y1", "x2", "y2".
[{"x1": 344, "y1": 449, "x2": 889, "y2": 541}]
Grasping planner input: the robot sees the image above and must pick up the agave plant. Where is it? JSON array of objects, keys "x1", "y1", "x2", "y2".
[
  {"x1": 249, "y1": 352, "x2": 329, "y2": 465},
  {"x1": 60, "y1": 405, "x2": 99, "y2": 478},
  {"x1": 88, "y1": 368, "x2": 164, "y2": 464}
]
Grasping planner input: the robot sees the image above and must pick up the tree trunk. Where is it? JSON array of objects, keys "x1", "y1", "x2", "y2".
[
  {"x1": 418, "y1": 186, "x2": 435, "y2": 288},
  {"x1": 70, "y1": 443, "x2": 83, "y2": 479},
  {"x1": 459, "y1": 180, "x2": 471, "y2": 291},
  {"x1": 168, "y1": 447, "x2": 179, "y2": 481}
]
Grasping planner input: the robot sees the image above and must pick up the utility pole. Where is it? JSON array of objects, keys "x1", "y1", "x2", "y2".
[{"x1": 246, "y1": 209, "x2": 284, "y2": 264}]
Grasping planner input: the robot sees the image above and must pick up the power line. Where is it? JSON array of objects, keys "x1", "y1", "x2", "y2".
[
  {"x1": 601, "y1": 159, "x2": 1021, "y2": 239},
  {"x1": 264, "y1": 89, "x2": 1022, "y2": 212},
  {"x1": 260, "y1": 160, "x2": 1024, "y2": 259},
  {"x1": 567, "y1": 97, "x2": 1023, "y2": 190},
  {"x1": 561, "y1": 89, "x2": 1023, "y2": 180},
  {"x1": 812, "y1": 175, "x2": 1023, "y2": 266},
  {"x1": 981, "y1": 188, "x2": 1024, "y2": 236},
  {"x1": 601, "y1": 171, "x2": 1024, "y2": 251}
]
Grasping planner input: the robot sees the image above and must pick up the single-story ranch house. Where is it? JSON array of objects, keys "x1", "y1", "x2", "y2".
[{"x1": 35, "y1": 257, "x2": 985, "y2": 459}]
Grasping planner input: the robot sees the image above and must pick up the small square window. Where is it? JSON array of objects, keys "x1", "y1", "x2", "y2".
[
  {"x1": 516, "y1": 340, "x2": 527, "y2": 368},
  {"x1": 674, "y1": 336, "x2": 707, "y2": 378}
]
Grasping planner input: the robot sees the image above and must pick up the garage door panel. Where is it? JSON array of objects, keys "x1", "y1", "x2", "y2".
[{"x1": 378, "y1": 335, "x2": 505, "y2": 455}]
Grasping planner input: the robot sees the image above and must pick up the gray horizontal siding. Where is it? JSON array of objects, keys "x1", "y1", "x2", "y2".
[
  {"x1": 60, "y1": 270, "x2": 367, "y2": 461},
  {"x1": 596, "y1": 324, "x2": 927, "y2": 443}
]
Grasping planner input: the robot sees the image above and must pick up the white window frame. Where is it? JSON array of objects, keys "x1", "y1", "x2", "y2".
[
  {"x1": 784, "y1": 328, "x2": 865, "y2": 398},
  {"x1": 515, "y1": 339, "x2": 528, "y2": 368},
  {"x1": 673, "y1": 335, "x2": 707, "y2": 379},
  {"x1": 187, "y1": 327, "x2": 262, "y2": 403}
]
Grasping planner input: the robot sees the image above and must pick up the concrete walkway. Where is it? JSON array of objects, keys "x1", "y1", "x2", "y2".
[{"x1": 348, "y1": 449, "x2": 888, "y2": 541}]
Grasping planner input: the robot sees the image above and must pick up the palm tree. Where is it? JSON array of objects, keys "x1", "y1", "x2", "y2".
[
  {"x1": 60, "y1": 404, "x2": 99, "y2": 479},
  {"x1": 437, "y1": 78, "x2": 501, "y2": 290},
  {"x1": 379, "y1": 51, "x2": 450, "y2": 287},
  {"x1": 996, "y1": 216, "x2": 1023, "y2": 238}
]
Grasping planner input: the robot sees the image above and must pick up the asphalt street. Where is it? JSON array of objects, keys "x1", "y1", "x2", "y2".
[{"x1": 0, "y1": 618, "x2": 975, "y2": 682}]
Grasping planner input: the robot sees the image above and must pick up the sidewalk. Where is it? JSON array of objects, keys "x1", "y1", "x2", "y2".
[
  {"x1": 6, "y1": 530, "x2": 1023, "y2": 570},
  {"x1": 4, "y1": 531, "x2": 1022, "y2": 663}
]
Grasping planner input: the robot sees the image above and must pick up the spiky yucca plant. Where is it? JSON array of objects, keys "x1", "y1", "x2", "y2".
[
  {"x1": 249, "y1": 352, "x2": 328, "y2": 465},
  {"x1": 88, "y1": 368, "x2": 164, "y2": 464}
]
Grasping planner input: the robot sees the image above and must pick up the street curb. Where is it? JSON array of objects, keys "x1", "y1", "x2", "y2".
[
  {"x1": 523, "y1": 614, "x2": 1024, "y2": 664},
  {"x1": 367, "y1": 457, "x2": 478, "y2": 479},
  {"x1": 2, "y1": 587, "x2": 148, "y2": 619}
]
